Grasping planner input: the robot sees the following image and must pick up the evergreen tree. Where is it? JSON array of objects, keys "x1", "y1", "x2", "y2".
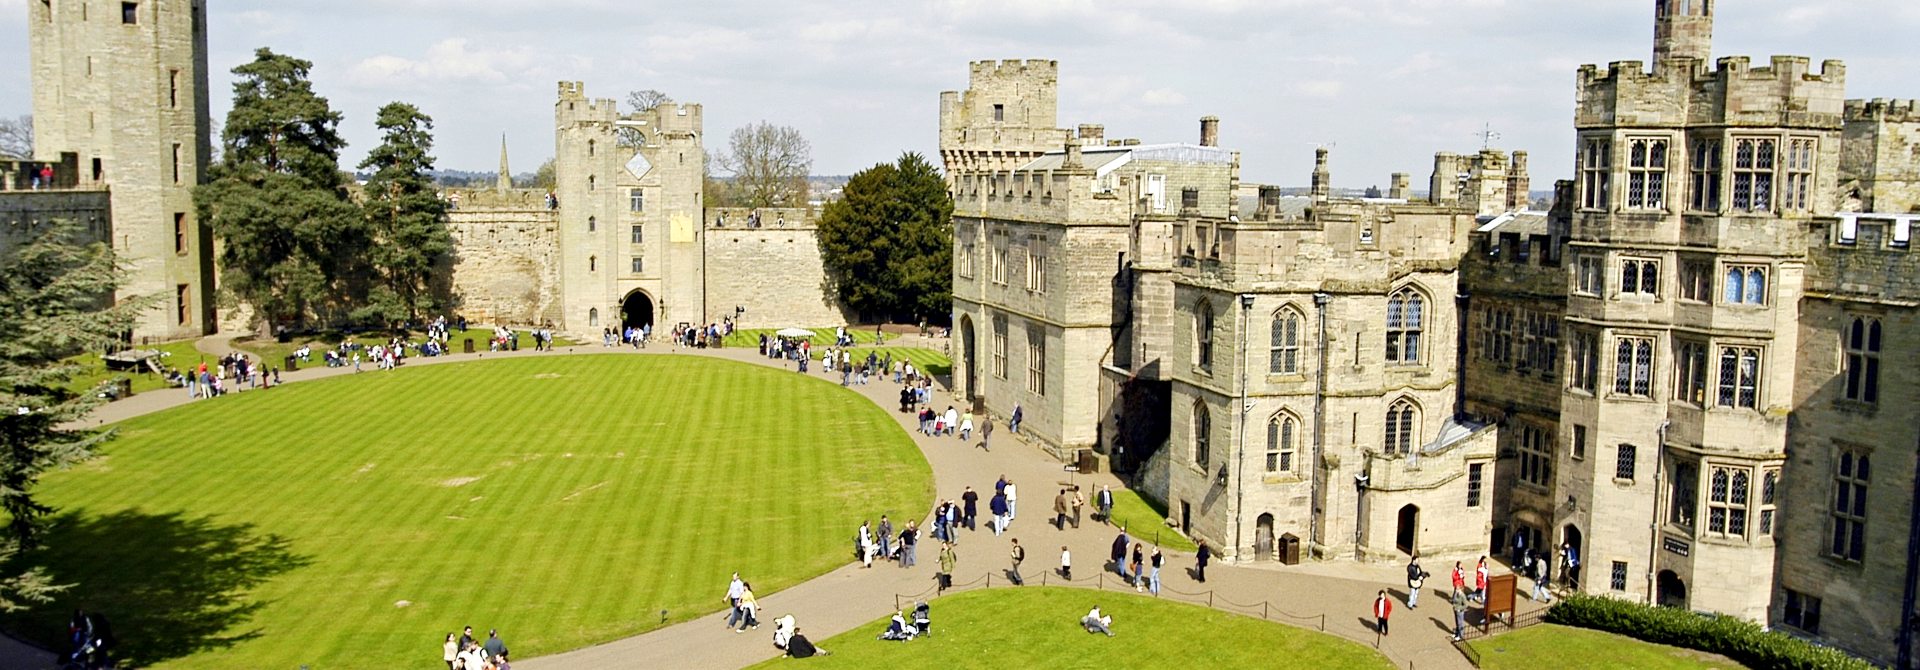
[
  {"x1": 818, "y1": 152, "x2": 953, "y2": 323},
  {"x1": 356, "y1": 102, "x2": 452, "y2": 326},
  {"x1": 195, "y1": 48, "x2": 365, "y2": 331},
  {"x1": 0, "y1": 221, "x2": 152, "y2": 610}
]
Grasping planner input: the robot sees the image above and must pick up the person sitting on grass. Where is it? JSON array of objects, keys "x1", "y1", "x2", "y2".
[
  {"x1": 1081, "y1": 605, "x2": 1115, "y2": 637},
  {"x1": 785, "y1": 628, "x2": 828, "y2": 658}
]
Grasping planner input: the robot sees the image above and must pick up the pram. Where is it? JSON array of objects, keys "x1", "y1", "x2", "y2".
[{"x1": 912, "y1": 602, "x2": 932, "y2": 637}]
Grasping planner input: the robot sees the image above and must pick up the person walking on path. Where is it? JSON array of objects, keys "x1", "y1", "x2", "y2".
[
  {"x1": 1451, "y1": 561, "x2": 1466, "y2": 595},
  {"x1": 989, "y1": 490, "x2": 1009, "y2": 536},
  {"x1": 443, "y1": 633, "x2": 457, "y2": 669},
  {"x1": 1060, "y1": 545, "x2": 1073, "y2": 580},
  {"x1": 980, "y1": 414, "x2": 993, "y2": 451},
  {"x1": 725, "y1": 574, "x2": 747, "y2": 629},
  {"x1": 1373, "y1": 589, "x2": 1392, "y2": 637},
  {"x1": 877, "y1": 516, "x2": 893, "y2": 563},
  {"x1": 1450, "y1": 586, "x2": 1470, "y2": 641},
  {"x1": 1561, "y1": 542, "x2": 1581, "y2": 590},
  {"x1": 937, "y1": 543, "x2": 956, "y2": 593},
  {"x1": 1148, "y1": 546, "x2": 1163, "y2": 595},
  {"x1": 959, "y1": 410, "x2": 974, "y2": 441},
  {"x1": 1097, "y1": 485, "x2": 1114, "y2": 525},
  {"x1": 1129, "y1": 543, "x2": 1145, "y2": 591},
  {"x1": 1473, "y1": 556, "x2": 1490, "y2": 603},
  {"x1": 736, "y1": 583, "x2": 760, "y2": 632},
  {"x1": 900, "y1": 522, "x2": 919, "y2": 568},
  {"x1": 482, "y1": 629, "x2": 508, "y2": 662},
  {"x1": 1406, "y1": 553, "x2": 1428, "y2": 609},
  {"x1": 1070, "y1": 488, "x2": 1085, "y2": 528},
  {"x1": 1195, "y1": 539, "x2": 1211, "y2": 583},
  {"x1": 1530, "y1": 550, "x2": 1552, "y2": 603},
  {"x1": 1109, "y1": 529, "x2": 1131, "y2": 578},
  {"x1": 1010, "y1": 539, "x2": 1026, "y2": 586},
  {"x1": 858, "y1": 521, "x2": 877, "y2": 568},
  {"x1": 1005, "y1": 480, "x2": 1019, "y2": 520},
  {"x1": 962, "y1": 487, "x2": 979, "y2": 531},
  {"x1": 1010, "y1": 403, "x2": 1023, "y2": 434},
  {"x1": 1053, "y1": 490, "x2": 1070, "y2": 530}
]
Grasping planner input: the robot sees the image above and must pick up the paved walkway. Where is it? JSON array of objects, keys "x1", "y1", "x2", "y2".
[{"x1": 14, "y1": 333, "x2": 1543, "y2": 669}]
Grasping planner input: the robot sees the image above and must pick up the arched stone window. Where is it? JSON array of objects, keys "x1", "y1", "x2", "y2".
[
  {"x1": 1266, "y1": 411, "x2": 1300, "y2": 473},
  {"x1": 1385, "y1": 398, "x2": 1419, "y2": 455},
  {"x1": 589, "y1": 255, "x2": 596, "y2": 272},
  {"x1": 588, "y1": 139, "x2": 596, "y2": 156},
  {"x1": 1193, "y1": 401, "x2": 1212, "y2": 467},
  {"x1": 1386, "y1": 287, "x2": 1425, "y2": 365},
  {"x1": 588, "y1": 308, "x2": 599, "y2": 327},
  {"x1": 1270, "y1": 306, "x2": 1303, "y2": 374},
  {"x1": 588, "y1": 215, "x2": 596, "y2": 232}
]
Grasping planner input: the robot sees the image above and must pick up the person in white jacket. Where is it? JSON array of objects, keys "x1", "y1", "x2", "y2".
[{"x1": 772, "y1": 614, "x2": 796, "y2": 649}]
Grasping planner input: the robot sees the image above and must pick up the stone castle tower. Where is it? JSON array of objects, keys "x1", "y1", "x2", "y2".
[
  {"x1": 553, "y1": 82, "x2": 706, "y2": 332},
  {"x1": 29, "y1": 0, "x2": 214, "y2": 339},
  {"x1": 938, "y1": 59, "x2": 1072, "y2": 177}
]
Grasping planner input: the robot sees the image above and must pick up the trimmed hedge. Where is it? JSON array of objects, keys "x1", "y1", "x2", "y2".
[{"x1": 1542, "y1": 593, "x2": 1874, "y2": 670}]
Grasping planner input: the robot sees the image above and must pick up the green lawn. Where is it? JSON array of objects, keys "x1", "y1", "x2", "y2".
[
  {"x1": 1467, "y1": 624, "x2": 1745, "y2": 669},
  {"x1": 1105, "y1": 489, "x2": 1197, "y2": 553},
  {"x1": 749, "y1": 586, "x2": 1392, "y2": 669},
  {"x1": 4, "y1": 355, "x2": 933, "y2": 669},
  {"x1": 62, "y1": 339, "x2": 209, "y2": 396},
  {"x1": 723, "y1": 327, "x2": 884, "y2": 348}
]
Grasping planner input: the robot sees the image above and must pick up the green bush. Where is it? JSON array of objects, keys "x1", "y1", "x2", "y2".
[{"x1": 1542, "y1": 593, "x2": 1874, "y2": 670}]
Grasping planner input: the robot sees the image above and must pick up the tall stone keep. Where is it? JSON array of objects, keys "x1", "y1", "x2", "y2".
[
  {"x1": 1652, "y1": 0, "x2": 1712, "y2": 70},
  {"x1": 938, "y1": 59, "x2": 1071, "y2": 177},
  {"x1": 30, "y1": 0, "x2": 214, "y2": 340}
]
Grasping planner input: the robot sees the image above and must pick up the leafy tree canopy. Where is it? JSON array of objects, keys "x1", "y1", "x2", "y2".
[{"x1": 817, "y1": 152, "x2": 953, "y2": 324}]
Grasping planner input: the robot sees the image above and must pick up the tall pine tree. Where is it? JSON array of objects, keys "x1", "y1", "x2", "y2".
[
  {"x1": 817, "y1": 152, "x2": 953, "y2": 323},
  {"x1": 355, "y1": 102, "x2": 452, "y2": 327},
  {"x1": 0, "y1": 221, "x2": 153, "y2": 610},
  {"x1": 196, "y1": 48, "x2": 366, "y2": 332}
]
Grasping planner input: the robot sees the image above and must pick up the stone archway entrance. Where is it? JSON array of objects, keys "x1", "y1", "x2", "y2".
[
  {"x1": 1395, "y1": 504, "x2": 1420, "y2": 555},
  {"x1": 1254, "y1": 513, "x2": 1276, "y2": 561},
  {"x1": 960, "y1": 315, "x2": 978, "y2": 402},
  {"x1": 1657, "y1": 570, "x2": 1688, "y2": 609},
  {"x1": 621, "y1": 290, "x2": 655, "y2": 333}
]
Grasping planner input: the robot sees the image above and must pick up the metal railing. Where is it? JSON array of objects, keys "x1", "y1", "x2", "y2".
[{"x1": 890, "y1": 567, "x2": 1327, "y2": 633}]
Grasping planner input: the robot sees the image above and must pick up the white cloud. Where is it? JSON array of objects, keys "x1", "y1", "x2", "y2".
[
  {"x1": 347, "y1": 39, "x2": 588, "y2": 89},
  {"x1": 1293, "y1": 80, "x2": 1344, "y2": 99},
  {"x1": 1141, "y1": 88, "x2": 1187, "y2": 106}
]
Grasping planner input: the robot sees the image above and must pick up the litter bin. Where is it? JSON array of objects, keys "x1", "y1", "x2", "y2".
[
  {"x1": 114, "y1": 377, "x2": 133, "y2": 399},
  {"x1": 463, "y1": 338, "x2": 474, "y2": 354},
  {"x1": 1278, "y1": 533, "x2": 1301, "y2": 565},
  {"x1": 284, "y1": 355, "x2": 298, "y2": 372},
  {"x1": 1076, "y1": 449, "x2": 1100, "y2": 474}
]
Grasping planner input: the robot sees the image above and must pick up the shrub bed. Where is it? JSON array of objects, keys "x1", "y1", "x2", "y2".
[{"x1": 1543, "y1": 593, "x2": 1873, "y2": 670}]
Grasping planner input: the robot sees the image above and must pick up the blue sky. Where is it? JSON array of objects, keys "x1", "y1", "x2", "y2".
[{"x1": 2, "y1": 0, "x2": 1916, "y2": 187}]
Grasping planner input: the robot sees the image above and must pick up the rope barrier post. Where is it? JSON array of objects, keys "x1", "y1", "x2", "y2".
[
  {"x1": 1208, "y1": 591, "x2": 1213, "y2": 607},
  {"x1": 1263, "y1": 602, "x2": 1269, "y2": 620}
]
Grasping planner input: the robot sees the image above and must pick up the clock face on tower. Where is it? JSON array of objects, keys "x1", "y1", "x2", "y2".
[{"x1": 626, "y1": 152, "x2": 653, "y2": 180}]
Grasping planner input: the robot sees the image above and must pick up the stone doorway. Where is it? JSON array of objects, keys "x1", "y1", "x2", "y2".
[
  {"x1": 960, "y1": 315, "x2": 977, "y2": 401},
  {"x1": 1657, "y1": 570, "x2": 1688, "y2": 609},
  {"x1": 1395, "y1": 504, "x2": 1420, "y2": 555},
  {"x1": 1254, "y1": 513, "x2": 1275, "y2": 561},
  {"x1": 621, "y1": 290, "x2": 655, "y2": 333}
]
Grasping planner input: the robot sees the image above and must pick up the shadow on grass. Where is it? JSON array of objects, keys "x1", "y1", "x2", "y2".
[{"x1": 4, "y1": 510, "x2": 310, "y2": 666}]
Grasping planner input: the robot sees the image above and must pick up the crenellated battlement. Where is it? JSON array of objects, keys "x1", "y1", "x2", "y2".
[
  {"x1": 1847, "y1": 98, "x2": 1920, "y2": 123},
  {"x1": 969, "y1": 59, "x2": 1058, "y2": 80},
  {"x1": 1576, "y1": 54, "x2": 1846, "y2": 129}
]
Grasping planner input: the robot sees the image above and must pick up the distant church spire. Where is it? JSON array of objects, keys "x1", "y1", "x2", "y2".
[{"x1": 496, "y1": 134, "x2": 512, "y2": 193}]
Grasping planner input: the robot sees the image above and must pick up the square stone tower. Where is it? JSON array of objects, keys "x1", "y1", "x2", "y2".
[
  {"x1": 938, "y1": 59, "x2": 1072, "y2": 177},
  {"x1": 30, "y1": 0, "x2": 214, "y2": 340}
]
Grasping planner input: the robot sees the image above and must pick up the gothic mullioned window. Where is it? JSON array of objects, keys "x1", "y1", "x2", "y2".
[
  {"x1": 1626, "y1": 138, "x2": 1668, "y2": 210},
  {"x1": 1581, "y1": 138, "x2": 1612, "y2": 210},
  {"x1": 1844, "y1": 317, "x2": 1881, "y2": 404},
  {"x1": 1570, "y1": 330, "x2": 1599, "y2": 393},
  {"x1": 1026, "y1": 328, "x2": 1046, "y2": 396},
  {"x1": 1731, "y1": 137, "x2": 1776, "y2": 212},
  {"x1": 1270, "y1": 308, "x2": 1301, "y2": 374},
  {"x1": 1616, "y1": 444, "x2": 1638, "y2": 482},
  {"x1": 1385, "y1": 399, "x2": 1419, "y2": 455},
  {"x1": 1723, "y1": 265, "x2": 1767, "y2": 305},
  {"x1": 1194, "y1": 299, "x2": 1215, "y2": 373},
  {"x1": 1614, "y1": 336, "x2": 1654, "y2": 397},
  {"x1": 1760, "y1": 467, "x2": 1781, "y2": 537},
  {"x1": 1831, "y1": 448, "x2": 1869, "y2": 562},
  {"x1": 1784, "y1": 138, "x2": 1816, "y2": 211},
  {"x1": 1517, "y1": 423, "x2": 1553, "y2": 487},
  {"x1": 1575, "y1": 256, "x2": 1604, "y2": 295},
  {"x1": 1669, "y1": 460, "x2": 1698, "y2": 528},
  {"x1": 1678, "y1": 258, "x2": 1711, "y2": 301},
  {"x1": 1675, "y1": 340, "x2": 1708, "y2": 405},
  {"x1": 1620, "y1": 258, "x2": 1659, "y2": 298},
  {"x1": 1266, "y1": 412, "x2": 1299, "y2": 473},
  {"x1": 1192, "y1": 402, "x2": 1212, "y2": 467},
  {"x1": 1689, "y1": 138, "x2": 1723, "y2": 211},
  {"x1": 1715, "y1": 345, "x2": 1760, "y2": 409},
  {"x1": 1707, "y1": 466, "x2": 1750, "y2": 537},
  {"x1": 991, "y1": 317, "x2": 1008, "y2": 379},
  {"x1": 1386, "y1": 288, "x2": 1425, "y2": 365}
]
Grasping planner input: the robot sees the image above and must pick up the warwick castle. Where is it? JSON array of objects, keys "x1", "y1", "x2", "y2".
[{"x1": 6, "y1": 0, "x2": 1920, "y2": 664}]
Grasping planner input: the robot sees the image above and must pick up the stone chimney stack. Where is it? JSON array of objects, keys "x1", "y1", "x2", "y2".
[
  {"x1": 1078, "y1": 124, "x2": 1105, "y2": 146},
  {"x1": 1430, "y1": 152, "x2": 1460, "y2": 205},
  {"x1": 1310, "y1": 147, "x2": 1331, "y2": 203},
  {"x1": 1389, "y1": 173, "x2": 1411, "y2": 200},
  {"x1": 1065, "y1": 139, "x2": 1084, "y2": 169},
  {"x1": 1507, "y1": 151, "x2": 1532, "y2": 210},
  {"x1": 1257, "y1": 185, "x2": 1282, "y2": 219},
  {"x1": 1199, "y1": 116, "x2": 1220, "y2": 147}
]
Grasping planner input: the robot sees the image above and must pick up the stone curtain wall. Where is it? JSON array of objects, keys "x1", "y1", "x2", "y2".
[
  {"x1": 446, "y1": 191, "x2": 563, "y2": 327},
  {"x1": 704, "y1": 207, "x2": 850, "y2": 329}
]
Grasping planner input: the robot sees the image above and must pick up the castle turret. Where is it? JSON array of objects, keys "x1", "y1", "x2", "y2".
[
  {"x1": 497, "y1": 134, "x2": 512, "y2": 193},
  {"x1": 1653, "y1": 0, "x2": 1712, "y2": 71},
  {"x1": 1310, "y1": 147, "x2": 1331, "y2": 203},
  {"x1": 1199, "y1": 116, "x2": 1219, "y2": 148},
  {"x1": 1389, "y1": 173, "x2": 1411, "y2": 200}
]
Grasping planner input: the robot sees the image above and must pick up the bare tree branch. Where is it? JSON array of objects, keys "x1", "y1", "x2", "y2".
[
  {"x1": 0, "y1": 115, "x2": 32, "y2": 160},
  {"x1": 715, "y1": 121, "x2": 811, "y2": 208},
  {"x1": 618, "y1": 90, "x2": 672, "y2": 149}
]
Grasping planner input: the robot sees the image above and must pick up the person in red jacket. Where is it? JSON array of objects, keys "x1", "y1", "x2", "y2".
[{"x1": 1373, "y1": 590, "x2": 1392, "y2": 636}]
